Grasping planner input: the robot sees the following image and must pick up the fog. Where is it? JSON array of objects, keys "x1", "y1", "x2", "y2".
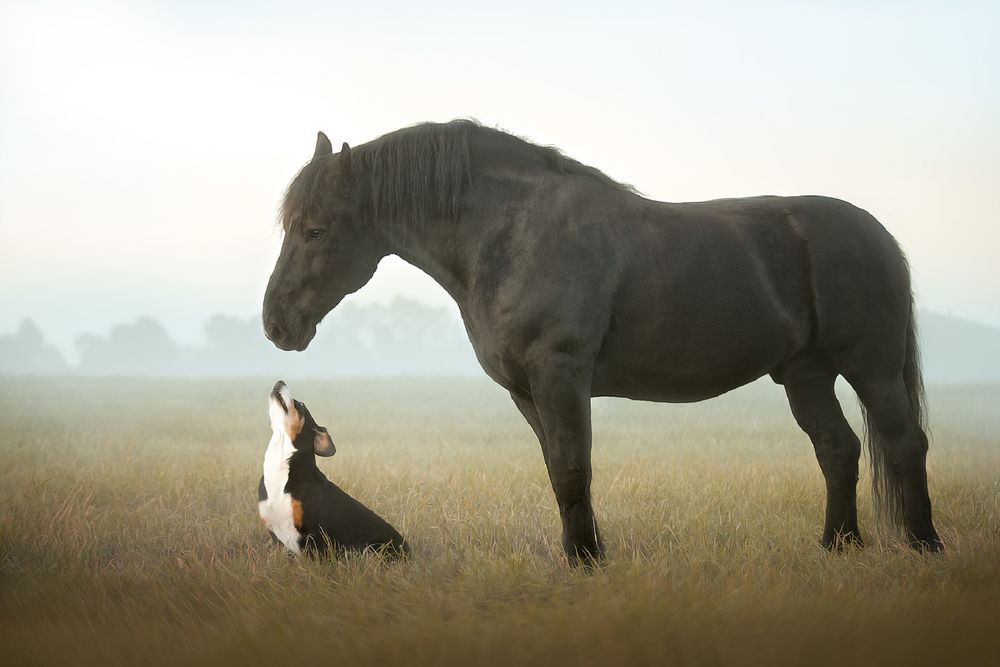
[
  {"x1": 1, "y1": 302, "x2": 997, "y2": 383},
  {"x1": 1, "y1": 1, "x2": 998, "y2": 363}
]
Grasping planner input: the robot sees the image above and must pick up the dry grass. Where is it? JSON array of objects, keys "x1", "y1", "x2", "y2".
[{"x1": 1, "y1": 377, "x2": 998, "y2": 666}]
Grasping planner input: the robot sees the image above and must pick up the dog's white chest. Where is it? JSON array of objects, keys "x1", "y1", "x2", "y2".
[
  {"x1": 258, "y1": 494, "x2": 301, "y2": 553},
  {"x1": 259, "y1": 433, "x2": 302, "y2": 553}
]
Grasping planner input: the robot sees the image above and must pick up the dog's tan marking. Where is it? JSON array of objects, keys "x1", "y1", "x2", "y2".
[
  {"x1": 286, "y1": 401, "x2": 305, "y2": 440},
  {"x1": 291, "y1": 499, "x2": 303, "y2": 529}
]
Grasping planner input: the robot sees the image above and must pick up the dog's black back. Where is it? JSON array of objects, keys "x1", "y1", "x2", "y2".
[{"x1": 259, "y1": 454, "x2": 409, "y2": 556}]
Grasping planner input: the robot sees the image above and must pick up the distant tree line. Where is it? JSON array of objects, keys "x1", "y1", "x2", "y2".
[
  {"x1": 0, "y1": 320, "x2": 70, "y2": 374},
  {"x1": 1, "y1": 304, "x2": 997, "y2": 381},
  {"x1": 0, "y1": 298, "x2": 480, "y2": 377}
]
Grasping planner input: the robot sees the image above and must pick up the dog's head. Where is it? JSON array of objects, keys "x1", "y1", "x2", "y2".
[{"x1": 268, "y1": 380, "x2": 336, "y2": 457}]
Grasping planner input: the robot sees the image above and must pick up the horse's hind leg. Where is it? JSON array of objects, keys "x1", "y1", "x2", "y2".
[
  {"x1": 849, "y1": 374, "x2": 942, "y2": 551},
  {"x1": 784, "y1": 371, "x2": 864, "y2": 549}
]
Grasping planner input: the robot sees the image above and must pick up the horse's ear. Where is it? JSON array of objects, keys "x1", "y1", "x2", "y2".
[
  {"x1": 338, "y1": 142, "x2": 352, "y2": 176},
  {"x1": 313, "y1": 131, "x2": 333, "y2": 159}
]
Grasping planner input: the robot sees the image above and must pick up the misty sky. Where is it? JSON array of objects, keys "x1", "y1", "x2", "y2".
[{"x1": 1, "y1": 0, "x2": 998, "y2": 355}]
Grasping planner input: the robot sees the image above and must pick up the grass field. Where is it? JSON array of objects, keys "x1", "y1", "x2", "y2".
[{"x1": 1, "y1": 377, "x2": 998, "y2": 666}]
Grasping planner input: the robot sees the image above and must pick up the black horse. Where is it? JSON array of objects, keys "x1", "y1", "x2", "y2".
[{"x1": 263, "y1": 120, "x2": 942, "y2": 565}]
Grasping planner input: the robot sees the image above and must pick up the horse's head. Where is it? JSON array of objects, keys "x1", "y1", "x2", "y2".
[{"x1": 263, "y1": 132, "x2": 385, "y2": 351}]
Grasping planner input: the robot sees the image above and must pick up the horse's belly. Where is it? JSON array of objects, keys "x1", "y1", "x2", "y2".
[
  {"x1": 592, "y1": 299, "x2": 797, "y2": 402},
  {"x1": 591, "y1": 214, "x2": 810, "y2": 401},
  {"x1": 592, "y1": 357, "x2": 775, "y2": 402}
]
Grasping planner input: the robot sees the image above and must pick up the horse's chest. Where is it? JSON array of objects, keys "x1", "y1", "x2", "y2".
[{"x1": 460, "y1": 314, "x2": 536, "y2": 391}]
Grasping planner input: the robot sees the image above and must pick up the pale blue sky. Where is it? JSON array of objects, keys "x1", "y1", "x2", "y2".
[{"x1": 1, "y1": 0, "x2": 998, "y2": 355}]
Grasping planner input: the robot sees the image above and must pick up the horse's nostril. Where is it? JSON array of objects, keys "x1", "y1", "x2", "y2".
[{"x1": 266, "y1": 320, "x2": 284, "y2": 341}]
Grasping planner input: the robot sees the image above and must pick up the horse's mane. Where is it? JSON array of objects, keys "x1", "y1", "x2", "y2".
[{"x1": 280, "y1": 119, "x2": 635, "y2": 231}]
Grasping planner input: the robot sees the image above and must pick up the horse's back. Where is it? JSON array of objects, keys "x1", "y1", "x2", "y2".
[
  {"x1": 466, "y1": 183, "x2": 907, "y2": 402},
  {"x1": 592, "y1": 194, "x2": 904, "y2": 400}
]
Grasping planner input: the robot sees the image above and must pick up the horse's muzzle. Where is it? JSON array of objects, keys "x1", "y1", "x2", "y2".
[{"x1": 264, "y1": 315, "x2": 316, "y2": 351}]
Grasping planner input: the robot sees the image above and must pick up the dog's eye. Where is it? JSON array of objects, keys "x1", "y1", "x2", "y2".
[{"x1": 307, "y1": 228, "x2": 325, "y2": 241}]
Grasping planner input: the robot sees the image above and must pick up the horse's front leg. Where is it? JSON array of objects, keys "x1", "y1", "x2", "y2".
[
  {"x1": 510, "y1": 390, "x2": 549, "y2": 467},
  {"x1": 529, "y1": 355, "x2": 603, "y2": 567}
]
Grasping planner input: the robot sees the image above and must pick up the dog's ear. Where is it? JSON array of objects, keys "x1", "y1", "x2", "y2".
[{"x1": 314, "y1": 427, "x2": 336, "y2": 457}]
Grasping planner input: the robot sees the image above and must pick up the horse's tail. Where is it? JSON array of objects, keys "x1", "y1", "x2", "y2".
[{"x1": 860, "y1": 294, "x2": 925, "y2": 538}]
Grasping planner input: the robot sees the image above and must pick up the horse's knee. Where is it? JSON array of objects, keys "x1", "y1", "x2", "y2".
[
  {"x1": 817, "y1": 446, "x2": 861, "y2": 488},
  {"x1": 549, "y1": 457, "x2": 591, "y2": 507}
]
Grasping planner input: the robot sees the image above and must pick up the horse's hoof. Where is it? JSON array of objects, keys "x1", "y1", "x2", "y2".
[
  {"x1": 911, "y1": 537, "x2": 945, "y2": 553},
  {"x1": 567, "y1": 551, "x2": 604, "y2": 571},
  {"x1": 822, "y1": 531, "x2": 865, "y2": 552},
  {"x1": 565, "y1": 542, "x2": 605, "y2": 570}
]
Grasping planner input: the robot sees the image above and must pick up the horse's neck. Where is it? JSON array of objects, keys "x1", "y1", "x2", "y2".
[
  {"x1": 377, "y1": 213, "x2": 480, "y2": 309},
  {"x1": 372, "y1": 163, "x2": 547, "y2": 310}
]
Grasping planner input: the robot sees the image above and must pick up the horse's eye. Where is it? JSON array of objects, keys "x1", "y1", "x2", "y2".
[{"x1": 308, "y1": 228, "x2": 325, "y2": 241}]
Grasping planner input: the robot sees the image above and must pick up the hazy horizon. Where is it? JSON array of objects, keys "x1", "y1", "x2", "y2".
[
  {"x1": 2, "y1": 301, "x2": 1000, "y2": 363},
  {"x1": 2, "y1": 1, "x2": 998, "y2": 353},
  {"x1": 2, "y1": 301, "x2": 998, "y2": 384}
]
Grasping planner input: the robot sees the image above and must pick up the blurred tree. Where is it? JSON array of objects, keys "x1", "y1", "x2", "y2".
[
  {"x1": 77, "y1": 317, "x2": 186, "y2": 375},
  {"x1": 0, "y1": 320, "x2": 69, "y2": 374}
]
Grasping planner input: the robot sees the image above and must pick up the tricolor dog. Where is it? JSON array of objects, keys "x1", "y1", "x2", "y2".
[{"x1": 258, "y1": 380, "x2": 409, "y2": 557}]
